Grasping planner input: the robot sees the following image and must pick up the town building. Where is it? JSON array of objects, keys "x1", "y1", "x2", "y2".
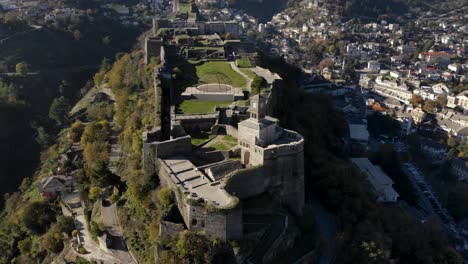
[{"x1": 351, "y1": 158, "x2": 399, "y2": 203}]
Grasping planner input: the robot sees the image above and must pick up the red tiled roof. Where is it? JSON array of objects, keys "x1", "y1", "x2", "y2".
[{"x1": 421, "y1": 51, "x2": 449, "y2": 56}]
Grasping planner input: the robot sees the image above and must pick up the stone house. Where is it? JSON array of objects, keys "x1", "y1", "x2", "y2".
[{"x1": 39, "y1": 175, "x2": 73, "y2": 200}]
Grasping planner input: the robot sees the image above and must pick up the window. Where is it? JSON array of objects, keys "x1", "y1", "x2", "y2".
[{"x1": 191, "y1": 218, "x2": 197, "y2": 226}]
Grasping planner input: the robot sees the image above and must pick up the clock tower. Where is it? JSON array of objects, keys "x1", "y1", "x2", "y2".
[{"x1": 250, "y1": 94, "x2": 266, "y2": 120}]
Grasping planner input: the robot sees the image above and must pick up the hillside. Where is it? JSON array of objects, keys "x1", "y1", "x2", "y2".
[
  {"x1": 333, "y1": 0, "x2": 467, "y2": 20},
  {"x1": 0, "y1": 18, "x2": 142, "y2": 206}
]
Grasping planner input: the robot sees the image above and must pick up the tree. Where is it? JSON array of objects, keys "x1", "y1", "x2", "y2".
[
  {"x1": 54, "y1": 216, "x2": 75, "y2": 235},
  {"x1": 436, "y1": 95, "x2": 447, "y2": 108},
  {"x1": 22, "y1": 201, "x2": 55, "y2": 234},
  {"x1": 102, "y1": 36, "x2": 111, "y2": 46},
  {"x1": 447, "y1": 137, "x2": 457, "y2": 148},
  {"x1": 100, "y1": 58, "x2": 112, "y2": 72},
  {"x1": 69, "y1": 121, "x2": 85, "y2": 143},
  {"x1": 176, "y1": 231, "x2": 211, "y2": 262},
  {"x1": 447, "y1": 184, "x2": 468, "y2": 222},
  {"x1": 318, "y1": 59, "x2": 334, "y2": 71},
  {"x1": 88, "y1": 160, "x2": 111, "y2": 187},
  {"x1": 73, "y1": 30, "x2": 82, "y2": 41},
  {"x1": 423, "y1": 100, "x2": 437, "y2": 113},
  {"x1": 15, "y1": 62, "x2": 27, "y2": 75},
  {"x1": 35, "y1": 126, "x2": 52, "y2": 147},
  {"x1": 17, "y1": 238, "x2": 32, "y2": 255},
  {"x1": 251, "y1": 76, "x2": 267, "y2": 95},
  {"x1": 225, "y1": 32, "x2": 233, "y2": 40},
  {"x1": 81, "y1": 121, "x2": 110, "y2": 146},
  {"x1": 93, "y1": 72, "x2": 105, "y2": 86},
  {"x1": 88, "y1": 186, "x2": 102, "y2": 202},
  {"x1": 49, "y1": 96, "x2": 70, "y2": 126},
  {"x1": 410, "y1": 94, "x2": 424, "y2": 107},
  {"x1": 43, "y1": 232, "x2": 63, "y2": 253}
]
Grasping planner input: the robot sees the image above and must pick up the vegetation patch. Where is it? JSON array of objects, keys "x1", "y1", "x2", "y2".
[
  {"x1": 191, "y1": 132, "x2": 216, "y2": 146},
  {"x1": 235, "y1": 58, "x2": 253, "y2": 68},
  {"x1": 179, "y1": 100, "x2": 231, "y2": 114},
  {"x1": 195, "y1": 61, "x2": 247, "y2": 88}
]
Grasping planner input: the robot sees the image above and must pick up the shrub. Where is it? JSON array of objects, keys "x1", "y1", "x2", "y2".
[
  {"x1": 69, "y1": 121, "x2": 85, "y2": 143},
  {"x1": 250, "y1": 76, "x2": 267, "y2": 95},
  {"x1": 22, "y1": 201, "x2": 55, "y2": 234},
  {"x1": 88, "y1": 186, "x2": 102, "y2": 202},
  {"x1": 89, "y1": 221, "x2": 102, "y2": 241},
  {"x1": 54, "y1": 215, "x2": 75, "y2": 235},
  {"x1": 43, "y1": 232, "x2": 63, "y2": 253},
  {"x1": 157, "y1": 187, "x2": 173, "y2": 208},
  {"x1": 78, "y1": 246, "x2": 87, "y2": 254}
]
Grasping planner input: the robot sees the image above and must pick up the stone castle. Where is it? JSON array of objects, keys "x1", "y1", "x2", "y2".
[
  {"x1": 142, "y1": 0, "x2": 305, "y2": 243},
  {"x1": 143, "y1": 94, "x2": 304, "y2": 240}
]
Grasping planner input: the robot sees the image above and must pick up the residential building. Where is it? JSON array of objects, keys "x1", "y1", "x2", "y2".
[{"x1": 351, "y1": 158, "x2": 399, "y2": 203}]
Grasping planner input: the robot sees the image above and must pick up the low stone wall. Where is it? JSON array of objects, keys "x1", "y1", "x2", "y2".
[
  {"x1": 204, "y1": 160, "x2": 243, "y2": 181},
  {"x1": 159, "y1": 220, "x2": 185, "y2": 238},
  {"x1": 211, "y1": 124, "x2": 238, "y2": 138},
  {"x1": 176, "y1": 115, "x2": 218, "y2": 133}
]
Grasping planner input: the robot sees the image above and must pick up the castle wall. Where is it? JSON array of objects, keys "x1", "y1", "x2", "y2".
[
  {"x1": 143, "y1": 135, "x2": 192, "y2": 176},
  {"x1": 159, "y1": 221, "x2": 185, "y2": 237},
  {"x1": 155, "y1": 158, "x2": 242, "y2": 241},
  {"x1": 211, "y1": 124, "x2": 238, "y2": 138},
  {"x1": 263, "y1": 138, "x2": 305, "y2": 216},
  {"x1": 176, "y1": 115, "x2": 218, "y2": 132},
  {"x1": 182, "y1": 93, "x2": 237, "y2": 101}
]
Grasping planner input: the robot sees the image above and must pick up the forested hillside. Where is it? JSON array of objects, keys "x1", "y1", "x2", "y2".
[{"x1": 0, "y1": 16, "x2": 142, "y2": 206}]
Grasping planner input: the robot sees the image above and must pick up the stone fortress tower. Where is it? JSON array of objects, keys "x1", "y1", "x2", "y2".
[{"x1": 237, "y1": 95, "x2": 305, "y2": 215}]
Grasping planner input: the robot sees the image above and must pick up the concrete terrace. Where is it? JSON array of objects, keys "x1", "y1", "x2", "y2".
[{"x1": 161, "y1": 156, "x2": 236, "y2": 208}]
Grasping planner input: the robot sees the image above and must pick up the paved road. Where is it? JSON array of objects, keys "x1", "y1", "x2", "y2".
[
  {"x1": 101, "y1": 201, "x2": 137, "y2": 264},
  {"x1": 62, "y1": 192, "x2": 119, "y2": 263},
  {"x1": 309, "y1": 197, "x2": 338, "y2": 264},
  {"x1": 0, "y1": 25, "x2": 42, "y2": 44}
]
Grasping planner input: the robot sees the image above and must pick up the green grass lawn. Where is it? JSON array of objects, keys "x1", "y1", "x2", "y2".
[
  {"x1": 195, "y1": 61, "x2": 247, "y2": 88},
  {"x1": 236, "y1": 58, "x2": 253, "y2": 68},
  {"x1": 223, "y1": 135, "x2": 238, "y2": 147},
  {"x1": 191, "y1": 132, "x2": 216, "y2": 146},
  {"x1": 212, "y1": 142, "x2": 229, "y2": 151},
  {"x1": 179, "y1": 100, "x2": 232, "y2": 114}
]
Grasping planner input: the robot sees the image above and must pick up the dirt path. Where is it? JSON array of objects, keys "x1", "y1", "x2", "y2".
[{"x1": 229, "y1": 61, "x2": 252, "y2": 91}]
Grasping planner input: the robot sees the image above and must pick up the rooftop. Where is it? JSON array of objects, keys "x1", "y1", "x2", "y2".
[{"x1": 161, "y1": 156, "x2": 237, "y2": 208}]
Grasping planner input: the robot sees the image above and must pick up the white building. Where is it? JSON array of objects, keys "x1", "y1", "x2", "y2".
[
  {"x1": 367, "y1": 60, "x2": 381, "y2": 72},
  {"x1": 351, "y1": 158, "x2": 399, "y2": 203}
]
